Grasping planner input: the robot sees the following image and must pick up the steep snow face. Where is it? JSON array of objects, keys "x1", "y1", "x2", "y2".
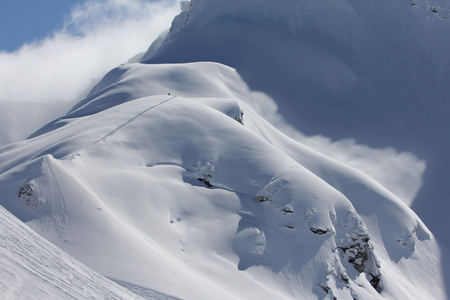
[
  {"x1": 143, "y1": 0, "x2": 450, "y2": 250},
  {"x1": 0, "y1": 62, "x2": 447, "y2": 299},
  {"x1": 0, "y1": 205, "x2": 143, "y2": 299}
]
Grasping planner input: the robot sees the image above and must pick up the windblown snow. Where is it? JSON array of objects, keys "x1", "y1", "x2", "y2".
[{"x1": 1, "y1": 0, "x2": 450, "y2": 299}]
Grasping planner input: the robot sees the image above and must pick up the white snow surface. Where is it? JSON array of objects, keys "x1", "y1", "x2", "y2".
[
  {"x1": 144, "y1": 0, "x2": 450, "y2": 252},
  {"x1": 1, "y1": 0, "x2": 450, "y2": 298},
  {"x1": 0, "y1": 204, "x2": 144, "y2": 299},
  {"x1": 0, "y1": 62, "x2": 448, "y2": 299}
]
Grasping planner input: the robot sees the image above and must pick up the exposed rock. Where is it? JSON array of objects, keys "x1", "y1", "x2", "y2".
[
  {"x1": 281, "y1": 205, "x2": 293, "y2": 214},
  {"x1": 234, "y1": 110, "x2": 244, "y2": 125},
  {"x1": 337, "y1": 233, "x2": 372, "y2": 273},
  {"x1": 282, "y1": 225, "x2": 294, "y2": 229},
  {"x1": 397, "y1": 223, "x2": 432, "y2": 252},
  {"x1": 370, "y1": 273, "x2": 382, "y2": 292},
  {"x1": 197, "y1": 175, "x2": 213, "y2": 187},
  {"x1": 256, "y1": 195, "x2": 271, "y2": 202},
  {"x1": 18, "y1": 183, "x2": 43, "y2": 210},
  {"x1": 193, "y1": 162, "x2": 215, "y2": 188},
  {"x1": 310, "y1": 227, "x2": 330, "y2": 235}
]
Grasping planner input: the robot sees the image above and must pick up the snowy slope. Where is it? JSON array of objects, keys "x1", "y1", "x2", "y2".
[
  {"x1": 0, "y1": 204, "x2": 145, "y2": 299},
  {"x1": 0, "y1": 61, "x2": 448, "y2": 299},
  {"x1": 143, "y1": 0, "x2": 450, "y2": 251},
  {"x1": 1, "y1": 0, "x2": 450, "y2": 299}
]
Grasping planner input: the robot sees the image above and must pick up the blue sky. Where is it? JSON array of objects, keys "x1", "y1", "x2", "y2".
[{"x1": 0, "y1": 1, "x2": 83, "y2": 51}]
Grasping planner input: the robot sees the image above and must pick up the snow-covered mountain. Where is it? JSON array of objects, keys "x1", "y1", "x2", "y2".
[
  {"x1": 145, "y1": 0, "x2": 450, "y2": 251},
  {"x1": 1, "y1": 0, "x2": 450, "y2": 299}
]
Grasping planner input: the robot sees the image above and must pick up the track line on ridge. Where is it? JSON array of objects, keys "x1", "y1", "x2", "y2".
[{"x1": 73, "y1": 96, "x2": 176, "y2": 156}]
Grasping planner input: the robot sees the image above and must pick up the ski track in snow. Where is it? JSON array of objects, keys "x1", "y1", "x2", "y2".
[
  {"x1": 45, "y1": 158, "x2": 68, "y2": 239},
  {"x1": 1, "y1": 0, "x2": 450, "y2": 298},
  {"x1": 0, "y1": 61, "x2": 447, "y2": 299},
  {"x1": 74, "y1": 95, "x2": 176, "y2": 156}
]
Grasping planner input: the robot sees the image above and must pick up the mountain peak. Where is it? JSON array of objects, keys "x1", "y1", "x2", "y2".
[
  {"x1": 1, "y1": 0, "x2": 450, "y2": 298},
  {"x1": 143, "y1": 0, "x2": 450, "y2": 252}
]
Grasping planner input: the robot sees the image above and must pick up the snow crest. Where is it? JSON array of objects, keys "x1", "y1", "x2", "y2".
[{"x1": 0, "y1": 62, "x2": 447, "y2": 299}]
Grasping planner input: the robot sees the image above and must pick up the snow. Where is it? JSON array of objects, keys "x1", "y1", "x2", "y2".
[
  {"x1": 0, "y1": 204, "x2": 144, "y2": 299},
  {"x1": 144, "y1": 0, "x2": 450, "y2": 252},
  {"x1": 0, "y1": 61, "x2": 448, "y2": 299},
  {"x1": 1, "y1": 0, "x2": 450, "y2": 298}
]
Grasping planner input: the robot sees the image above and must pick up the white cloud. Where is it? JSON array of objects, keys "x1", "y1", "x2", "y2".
[
  {"x1": 0, "y1": 0, "x2": 179, "y2": 146},
  {"x1": 301, "y1": 136, "x2": 426, "y2": 206},
  {"x1": 248, "y1": 91, "x2": 426, "y2": 206}
]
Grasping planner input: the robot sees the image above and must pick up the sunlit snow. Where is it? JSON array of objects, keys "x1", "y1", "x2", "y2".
[{"x1": 1, "y1": 0, "x2": 450, "y2": 299}]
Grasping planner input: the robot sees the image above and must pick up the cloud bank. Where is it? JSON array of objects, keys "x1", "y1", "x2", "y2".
[
  {"x1": 0, "y1": 0, "x2": 179, "y2": 146},
  {"x1": 249, "y1": 92, "x2": 426, "y2": 207}
]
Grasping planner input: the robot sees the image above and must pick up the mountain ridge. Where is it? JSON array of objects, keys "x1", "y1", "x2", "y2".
[
  {"x1": 1, "y1": 61, "x2": 448, "y2": 299},
  {"x1": 143, "y1": 0, "x2": 450, "y2": 251},
  {"x1": 1, "y1": 0, "x2": 450, "y2": 298}
]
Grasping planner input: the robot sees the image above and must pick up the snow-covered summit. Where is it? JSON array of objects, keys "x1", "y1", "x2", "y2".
[
  {"x1": 1, "y1": 61, "x2": 448, "y2": 299},
  {"x1": 1, "y1": 0, "x2": 450, "y2": 299},
  {"x1": 143, "y1": 0, "x2": 450, "y2": 252}
]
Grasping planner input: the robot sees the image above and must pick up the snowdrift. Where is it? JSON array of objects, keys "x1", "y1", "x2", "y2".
[{"x1": 0, "y1": 62, "x2": 447, "y2": 299}]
